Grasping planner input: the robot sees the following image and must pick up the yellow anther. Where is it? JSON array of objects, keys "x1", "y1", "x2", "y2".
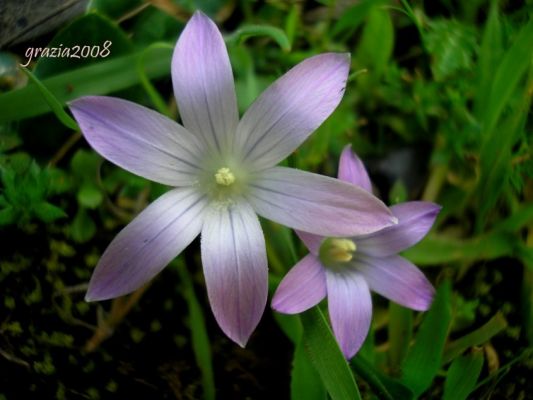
[
  {"x1": 215, "y1": 167, "x2": 235, "y2": 186},
  {"x1": 328, "y1": 238, "x2": 357, "y2": 262}
]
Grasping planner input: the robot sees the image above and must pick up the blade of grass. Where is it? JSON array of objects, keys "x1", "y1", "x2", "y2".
[
  {"x1": 401, "y1": 281, "x2": 452, "y2": 396},
  {"x1": 0, "y1": 46, "x2": 172, "y2": 122},
  {"x1": 291, "y1": 340, "x2": 327, "y2": 400},
  {"x1": 351, "y1": 355, "x2": 414, "y2": 400},
  {"x1": 225, "y1": 25, "x2": 291, "y2": 52},
  {"x1": 442, "y1": 312, "x2": 507, "y2": 364},
  {"x1": 301, "y1": 306, "x2": 362, "y2": 400},
  {"x1": 443, "y1": 350, "x2": 484, "y2": 400},
  {"x1": 21, "y1": 67, "x2": 79, "y2": 131},
  {"x1": 176, "y1": 262, "x2": 215, "y2": 400}
]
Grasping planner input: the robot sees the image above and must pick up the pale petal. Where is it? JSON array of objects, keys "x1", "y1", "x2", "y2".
[
  {"x1": 201, "y1": 200, "x2": 268, "y2": 347},
  {"x1": 338, "y1": 144, "x2": 372, "y2": 192},
  {"x1": 86, "y1": 187, "x2": 207, "y2": 301},
  {"x1": 326, "y1": 270, "x2": 372, "y2": 359},
  {"x1": 172, "y1": 11, "x2": 238, "y2": 154},
  {"x1": 247, "y1": 167, "x2": 395, "y2": 236},
  {"x1": 272, "y1": 254, "x2": 326, "y2": 313},
  {"x1": 236, "y1": 53, "x2": 350, "y2": 170},
  {"x1": 69, "y1": 96, "x2": 203, "y2": 187},
  {"x1": 353, "y1": 255, "x2": 434, "y2": 311},
  {"x1": 295, "y1": 230, "x2": 324, "y2": 255},
  {"x1": 356, "y1": 202, "x2": 441, "y2": 256}
]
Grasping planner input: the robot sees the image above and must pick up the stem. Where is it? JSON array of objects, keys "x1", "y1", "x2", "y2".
[{"x1": 84, "y1": 283, "x2": 151, "y2": 352}]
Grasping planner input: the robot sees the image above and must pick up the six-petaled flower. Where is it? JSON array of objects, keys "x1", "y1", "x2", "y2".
[
  {"x1": 272, "y1": 145, "x2": 440, "y2": 358},
  {"x1": 69, "y1": 12, "x2": 395, "y2": 346}
]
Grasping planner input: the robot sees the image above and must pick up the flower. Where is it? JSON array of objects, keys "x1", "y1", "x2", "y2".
[
  {"x1": 272, "y1": 145, "x2": 440, "y2": 358},
  {"x1": 68, "y1": 12, "x2": 395, "y2": 346}
]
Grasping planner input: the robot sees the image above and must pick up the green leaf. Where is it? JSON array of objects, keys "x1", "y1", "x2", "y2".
[
  {"x1": 33, "y1": 13, "x2": 134, "y2": 78},
  {"x1": 401, "y1": 281, "x2": 452, "y2": 396},
  {"x1": 177, "y1": 265, "x2": 215, "y2": 400},
  {"x1": 70, "y1": 149, "x2": 102, "y2": 177},
  {"x1": 351, "y1": 355, "x2": 414, "y2": 400},
  {"x1": 33, "y1": 201, "x2": 67, "y2": 223},
  {"x1": 482, "y1": 18, "x2": 533, "y2": 134},
  {"x1": 21, "y1": 68, "x2": 79, "y2": 131},
  {"x1": 77, "y1": 183, "x2": 103, "y2": 209},
  {"x1": 402, "y1": 232, "x2": 515, "y2": 265},
  {"x1": 474, "y1": 0, "x2": 502, "y2": 118},
  {"x1": 301, "y1": 307, "x2": 362, "y2": 400},
  {"x1": 443, "y1": 312, "x2": 507, "y2": 364},
  {"x1": 476, "y1": 60, "x2": 533, "y2": 230},
  {"x1": 225, "y1": 25, "x2": 291, "y2": 52},
  {"x1": 388, "y1": 303, "x2": 413, "y2": 372},
  {"x1": 332, "y1": 0, "x2": 387, "y2": 37},
  {"x1": 0, "y1": 46, "x2": 172, "y2": 122},
  {"x1": 423, "y1": 19, "x2": 476, "y2": 81},
  {"x1": 291, "y1": 340, "x2": 327, "y2": 400},
  {"x1": 0, "y1": 205, "x2": 17, "y2": 226},
  {"x1": 443, "y1": 350, "x2": 484, "y2": 400},
  {"x1": 356, "y1": 7, "x2": 394, "y2": 79},
  {"x1": 70, "y1": 208, "x2": 96, "y2": 243},
  {"x1": 273, "y1": 313, "x2": 302, "y2": 345}
]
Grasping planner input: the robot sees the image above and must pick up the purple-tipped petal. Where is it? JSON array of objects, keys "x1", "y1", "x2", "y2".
[
  {"x1": 353, "y1": 255, "x2": 435, "y2": 311},
  {"x1": 295, "y1": 230, "x2": 324, "y2": 255},
  {"x1": 326, "y1": 270, "x2": 372, "y2": 359},
  {"x1": 69, "y1": 96, "x2": 203, "y2": 187},
  {"x1": 338, "y1": 145, "x2": 372, "y2": 192},
  {"x1": 357, "y1": 201, "x2": 441, "y2": 256},
  {"x1": 172, "y1": 11, "x2": 238, "y2": 154},
  {"x1": 86, "y1": 188, "x2": 207, "y2": 301},
  {"x1": 247, "y1": 167, "x2": 395, "y2": 236},
  {"x1": 272, "y1": 254, "x2": 326, "y2": 313},
  {"x1": 201, "y1": 200, "x2": 268, "y2": 347},
  {"x1": 236, "y1": 53, "x2": 350, "y2": 170}
]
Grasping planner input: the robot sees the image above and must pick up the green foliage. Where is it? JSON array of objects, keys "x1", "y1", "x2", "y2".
[
  {"x1": 0, "y1": 160, "x2": 66, "y2": 228},
  {"x1": 443, "y1": 350, "x2": 484, "y2": 400},
  {"x1": 301, "y1": 307, "x2": 362, "y2": 400},
  {"x1": 0, "y1": 0, "x2": 531, "y2": 397},
  {"x1": 401, "y1": 281, "x2": 453, "y2": 396}
]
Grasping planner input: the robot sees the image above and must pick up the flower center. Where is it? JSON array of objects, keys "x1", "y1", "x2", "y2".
[
  {"x1": 319, "y1": 238, "x2": 357, "y2": 268},
  {"x1": 215, "y1": 167, "x2": 236, "y2": 186}
]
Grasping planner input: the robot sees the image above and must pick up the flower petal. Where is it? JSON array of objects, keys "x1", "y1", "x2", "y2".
[
  {"x1": 86, "y1": 187, "x2": 207, "y2": 301},
  {"x1": 236, "y1": 53, "x2": 350, "y2": 170},
  {"x1": 326, "y1": 270, "x2": 372, "y2": 359},
  {"x1": 357, "y1": 201, "x2": 441, "y2": 256},
  {"x1": 338, "y1": 144, "x2": 372, "y2": 192},
  {"x1": 353, "y1": 255, "x2": 434, "y2": 311},
  {"x1": 172, "y1": 11, "x2": 238, "y2": 155},
  {"x1": 272, "y1": 254, "x2": 326, "y2": 314},
  {"x1": 295, "y1": 230, "x2": 324, "y2": 255},
  {"x1": 247, "y1": 167, "x2": 395, "y2": 236},
  {"x1": 69, "y1": 96, "x2": 203, "y2": 187},
  {"x1": 201, "y1": 200, "x2": 268, "y2": 347}
]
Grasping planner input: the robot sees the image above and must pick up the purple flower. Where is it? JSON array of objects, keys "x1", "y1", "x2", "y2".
[
  {"x1": 68, "y1": 12, "x2": 395, "y2": 346},
  {"x1": 272, "y1": 145, "x2": 440, "y2": 358}
]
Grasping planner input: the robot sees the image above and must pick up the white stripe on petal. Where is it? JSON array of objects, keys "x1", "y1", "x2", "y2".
[
  {"x1": 172, "y1": 11, "x2": 239, "y2": 155},
  {"x1": 86, "y1": 187, "x2": 207, "y2": 301},
  {"x1": 69, "y1": 96, "x2": 203, "y2": 187},
  {"x1": 201, "y1": 200, "x2": 268, "y2": 347},
  {"x1": 356, "y1": 202, "x2": 441, "y2": 256},
  {"x1": 247, "y1": 167, "x2": 395, "y2": 236},
  {"x1": 272, "y1": 254, "x2": 326, "y2": 313},
  {"x1": 338, "y1": 145, "x2": 373, "y2": 192},
  {"x1": 353, "y1": 255, "x2": 435, "y2": 311},
  {"x1": 326, "y1": 270, "x2": 372, "y2": 359},
  {"x1": 236, "y1": 53, "x2": 350, "y2": 170}
]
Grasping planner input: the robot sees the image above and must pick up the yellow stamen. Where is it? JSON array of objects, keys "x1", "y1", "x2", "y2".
[
  {"x1": 215, "y1": 167, "x2": 235, "y2": 186},
  {"x1": 328, "y1": 238, "x2": 357, "y2": 262}
]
